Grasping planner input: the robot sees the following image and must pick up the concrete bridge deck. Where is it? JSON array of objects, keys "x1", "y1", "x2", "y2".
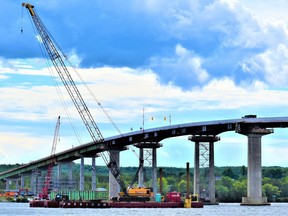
[{"x1": 1, "y1": 116, "x2": 287, "y2": 180}]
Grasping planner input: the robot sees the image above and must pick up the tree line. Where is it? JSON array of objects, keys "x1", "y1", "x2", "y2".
[{"x1": 1, "y1": 164, "x2": 288, "y2": 202}]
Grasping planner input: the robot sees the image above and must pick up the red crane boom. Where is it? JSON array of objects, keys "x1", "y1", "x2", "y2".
[{"x1": 39, "y1": 116, "x2": 60, "y2": 199}]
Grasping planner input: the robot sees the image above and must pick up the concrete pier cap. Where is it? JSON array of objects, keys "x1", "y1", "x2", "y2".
[
  {"x1": 134, "y1": 142, "x2": 163, "y2": 149},
  {"x1": 188, "y1": 135, "x2": 221, "y2": 142}
]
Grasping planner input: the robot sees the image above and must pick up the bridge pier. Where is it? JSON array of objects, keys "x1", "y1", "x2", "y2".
[
  {"x1": 20, "y1": 175, "x2": 25, "y2": 189},
  {"x1": 15, "y1": 178, "x2": 19, "y2": 190},
  {"x1": 30, "y1": 169, "x2": 42, "y2": 196},
  {"x1": 134, "y1": 142, "x2": 162, "y2": 199},
  {"x1": 80, "y1": 157, "x2": 85, "y2": 190},
  {"x1": 68, "y1": 162, "x2": 73, "y2": 185},
  {"x1": 31, "y1": 171, "x2": 36, "y2": 196},
  {"x1": 91, "y1": 156, "x2": 97, "y2": 191},
  {"x1": 54, "y1": 162, "x2": 75, "y2": 190},
  {"x1": 189, "y1": 135, "x2": 220, "y2": 204},
  {"x1": 237, "y1": 126, "x2": 273, "y2": 206},
  {"x1": 152, "y1": 146, "x2": 157, "y2": 198},
  {"x1": 139, "y1": 147, "x2": 144, "y2": 187},
  {"x1": 194, "y1": 139, "x2": 200, "y2": 196},
  {"x1": 5, "y1": 178, "x2": 10, "y2": 190},
  {"x1": 109, "y1": 150, "x2": 120, "y2": 198},
  {"x1": 57, "y1": 163, "x2": 61, "y2": 190}
]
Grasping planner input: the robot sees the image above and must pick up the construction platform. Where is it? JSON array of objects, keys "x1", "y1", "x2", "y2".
[{"x1": 29, "y1": 200, "x2": 203, "y2": 208}]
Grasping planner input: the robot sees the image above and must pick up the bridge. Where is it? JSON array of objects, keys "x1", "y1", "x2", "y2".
[{"x1": 1, "y1": 115, "x2": 288, "y2": 205}]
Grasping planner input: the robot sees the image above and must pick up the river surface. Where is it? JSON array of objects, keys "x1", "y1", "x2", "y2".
[{"x1": 0, "y1": 202, "x2": 288, "y2": 216}]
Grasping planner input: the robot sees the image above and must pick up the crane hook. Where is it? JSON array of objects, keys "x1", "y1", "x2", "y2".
[{"x1": 21, "y1": 4, "x2": 24, "y2": 34}]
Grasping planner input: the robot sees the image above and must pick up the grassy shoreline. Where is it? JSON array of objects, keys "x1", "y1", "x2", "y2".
[{"x1": 0, "y1": 196, "x2": 29, "y2": 203}]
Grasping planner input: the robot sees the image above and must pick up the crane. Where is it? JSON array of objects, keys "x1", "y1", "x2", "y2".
[
  {"x1": 22, "y1": 3, "x2": 129, "y2": 196},
  {"x1": 39, "y1": 116, "x2": 60, "y2": 199}
]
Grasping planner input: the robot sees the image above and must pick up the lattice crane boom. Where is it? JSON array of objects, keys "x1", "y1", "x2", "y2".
[
  {"x1": 40, "y1": 116, "x2": 60, "y2": 199},
  {"x1": 22, "y1": 3, "x2": 127, "y2": 194},
  {"x1": 51, "y1": 116, "x2": 60, "y2": 155}
]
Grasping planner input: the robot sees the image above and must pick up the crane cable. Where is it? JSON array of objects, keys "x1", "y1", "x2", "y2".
[
  {"x1": 24, "y1": 8, "x2": 123, "y2": 138},
  {"x1": 23, "y1": 5, "x2": 144, "y2": 187},
  {"x1": 25, "y1": 9, "x2": 84, "y2": 146},
  {"x1": 23, "y1": 7, "x2": 124, "y2": 138},
  {"x1": 21, "y1": 5, "x2": 24, "y2": 33},
  {"x1": 64, "y1": 57, "x2": 123, "y2": 137},
  {"x1": 23, "y1": 7, "x2": 125, "y2": 147}
]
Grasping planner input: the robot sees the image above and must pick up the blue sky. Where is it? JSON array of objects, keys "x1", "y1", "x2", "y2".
[{"x1": 1, "y1": 0, "x2": 288, "y2": 168}]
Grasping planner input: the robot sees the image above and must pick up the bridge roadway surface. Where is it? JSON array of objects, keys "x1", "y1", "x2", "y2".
[{"x1": 1, "y1": 116, "x2": 288, "y2": 180}]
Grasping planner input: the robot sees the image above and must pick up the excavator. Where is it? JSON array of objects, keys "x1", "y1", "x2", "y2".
[
  {"x1": 118, "y1": 158, "x2": 153, "y2": 201},
  {"x1": 22, "y1": 3, "x2": 153, "y2": 202}
]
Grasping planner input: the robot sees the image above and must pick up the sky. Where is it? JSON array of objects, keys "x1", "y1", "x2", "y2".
[{"x1": 1, "y1": 0, "x2": 288, "y2": 168}]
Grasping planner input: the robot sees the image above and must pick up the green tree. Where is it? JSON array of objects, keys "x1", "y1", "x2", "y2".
[
  {"x1": 280, "y1": 177, "x2": 288, "y2": 197},
  {"x1": 166, "y1": 176, "x2": 178, "y2": 191},
  {"x1": 158, "y1": 177, "x2": 169, "y2": 194},
  {"x1": 232, "y1": 179, "x2": 247, "y2": 202},
  {"x1": 263, "y1": 168, "x2": 284, "y2": 179},
  {"x1": 262, "y1": 183, "x2": 280, "y2": 201},
  {"x1": 177, "y1": 179, "x2": 192, "y2": 194},
  {"x1": 177, "y1": 180, "x2": 187, "y2": 193},
  {"x1": 222, "y1": 168, "x2": 238, "y2": 179},
  {"x1": 215, "y1": 185, "x2": 229, "y2": 201},
  {"x1": 240, "y1": 165, "x2": 247, "y2": 177},
  {"x1": 220, "y1": 176, "x2": 234, "y2": 188},
  {"x1": 215, "y1": 176, "x2": 235, "y2": 201}
]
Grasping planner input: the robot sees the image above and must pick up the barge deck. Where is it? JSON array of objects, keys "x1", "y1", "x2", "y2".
[{"x1": 29, "y1": 200, "x2": 203, "y2": 208}]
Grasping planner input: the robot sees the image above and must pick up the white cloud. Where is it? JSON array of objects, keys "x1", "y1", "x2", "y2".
[
  {"x1": 242, "y1": 0, "x2": 288, "y2": 24},
  {"x1": 149, "y1": 44, "x2": 209, "y2": 87},
  {"x1": 242, "y1": 44, "x2": 288, "y2": 86},
  {"x1": 0, "y1": 74, "x2": 8, "y2": 80},
  {"x1": 2, "y1": 57, "x2": 288, "y2": 125},
  {"x1": 0, "y1": 132, "x2": 51, "y2": 164},
  {"x1": 0, "y1": 86, "x2": 63, "y2": 120}
]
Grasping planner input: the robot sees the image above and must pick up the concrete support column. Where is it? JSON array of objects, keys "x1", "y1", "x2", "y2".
[
  {"x1": 138, "y1": 148, "x2": 144, "y2": 187},
  {"x1": 37, "y1": 171, "x2": 42, "y2": 196},
  {"x1": 209, "y1": 141, "x2": 216, "y2": 203},
  {"x1": 20, "y1": 175, "x2": 25, "y2": 189},
  {"x1": 15, "y1": 179, "x2": 19, "y2": 190},
  {"x1": 5, "y1": 179, "x2": 10, "y2": 190},
  {"x1": 80, "y1": 157, "x2": 85, "y2": 191},
  {"x1": 189, "y1": 135, "x2": 220, "y2": 204},
  {"x1": 91, "y1": 156, "x2": 96, "y2": 191},
  {"x1": 248, "y1": 134, "x2": 262, "y2": 199},
  {"x1": 68, "y1": 162, "x2": 73, "y2": 183},
  {"x1": 152, "y1": 147, "x2": 157, "y2": 198},
  {"x1": 237, "y1": 126, "x2": 273, "y2": 206},
  {"x1": 194, "y1": 141, "x2": 200, "y2": 196},
  {"x1": 31, "y1": 171, "x2": 37, "y2": 195},
  {"x1": 109, "y1": 150, "x2": 120, "y2": 198},
  {"x1": 67, "y1": 162, "x2": 74, "y2": 190},
  {"x1": 57, "y1": 163, "x2": 61, "y2": 190}
]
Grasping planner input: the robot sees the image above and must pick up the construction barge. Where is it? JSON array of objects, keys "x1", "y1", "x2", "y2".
[
  {"x1": 29, "y1": 191, "x2": 203, "y2": 208},
  {"x1": 29, "y1": 162, "x2": 203, "y2": 209},
  {"x1": 30, "y1": 200, "x2": 203, "y2": 209}
]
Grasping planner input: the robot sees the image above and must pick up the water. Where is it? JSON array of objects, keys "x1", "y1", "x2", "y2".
[{"x1": 0, "y1": 202, "x2": 287, "y2": 216}]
